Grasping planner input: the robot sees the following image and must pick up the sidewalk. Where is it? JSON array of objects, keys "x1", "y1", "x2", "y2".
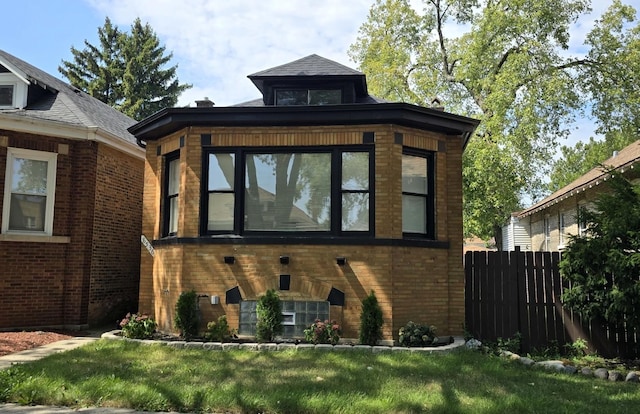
[
  {"x1": 0, "y1": 337, "x2": 99, "y2": 370},
  {"x1": 0, "y1": 331, "x2": 182, "y2": 413}
]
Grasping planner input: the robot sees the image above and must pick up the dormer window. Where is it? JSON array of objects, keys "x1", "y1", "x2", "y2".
[
  {"x1": 275, "y1": 89, "x2": 342, "y2": 106},
  {"x1": 0, "y1": 71, "x2": 28, "y2": 109},
  {"x1": 0, "y1": 84, "x2": 14, "y2": 106}
]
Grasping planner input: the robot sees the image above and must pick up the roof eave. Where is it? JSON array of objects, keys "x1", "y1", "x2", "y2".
[{"x1": 129, "y1": 103, "x2": 480, "y2": 142}]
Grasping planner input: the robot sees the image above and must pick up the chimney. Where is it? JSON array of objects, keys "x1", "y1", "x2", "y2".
[
  {"x1": 195, "y1": 97, "x2": 215, "y2": 107},
  {"x1": 430, "y1": 97, "x2": 444, "y2": 111}
]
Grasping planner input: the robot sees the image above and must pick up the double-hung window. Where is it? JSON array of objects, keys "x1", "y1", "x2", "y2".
[
  {"x1": 163, "y1": 153, "x2": 180, "y2": 237},
  {"x1": 203, "y1": 147, "x2": 372, "y2": 236},
  {"x1": 2, "y1": 148, "x2": 57, "y2": 235},
  {"x1": 402, "y1": 149, "x2": 435, "y2": 239}
]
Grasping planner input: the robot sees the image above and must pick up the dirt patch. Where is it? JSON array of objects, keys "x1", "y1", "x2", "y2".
[{"x1": 0, "y1": 331, "x2": 78, "y2": 357}]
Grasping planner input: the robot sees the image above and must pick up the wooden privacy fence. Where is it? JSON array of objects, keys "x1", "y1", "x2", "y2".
[{"x1": 464, "y1": 249, "x2": 638, "y2": 358}]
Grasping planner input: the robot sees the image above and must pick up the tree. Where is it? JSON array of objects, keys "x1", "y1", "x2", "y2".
[
  {"x1": 359, "y1": 291, "x2": 383, "y2": 345},
  {"x1": 255, "y1": 289, "x2": 283, "y2": 342},
  {"x1": 59, "y1": 17, "x2": 191, "y2": 120},
  {"x1": 548, "y1": 131, "x2": 635, "y2": 192},
  {"x1": 348, "y1": 0, "x2": 596, "y2": 241},
  {"x1": 560, "y1": 172, "x2": 640, "y2": 334},
  {"x1": 549, "y1": 1, "x2": 640, "y2": 191}
]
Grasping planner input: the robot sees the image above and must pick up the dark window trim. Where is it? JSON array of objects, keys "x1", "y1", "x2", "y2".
[
  {"x1": 152, "y1": 236, "x2": 449, "y2": 249},
  {"x1": 162, "y1": 151, "x2": 180, "y2": 237},
  {"x1": 274, "y1": 88, "x2": 343, "y2": 106},
  {"x1": 402, "y1": 147, "x2": 435, "y2": 240},
  {"x1": 201, "y1": 145, "x2": 374, "y2": 238}
]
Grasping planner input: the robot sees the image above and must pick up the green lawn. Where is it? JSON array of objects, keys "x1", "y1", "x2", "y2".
[{"x1": 1, "y1": 340, "x2": 638, "y2": 413}]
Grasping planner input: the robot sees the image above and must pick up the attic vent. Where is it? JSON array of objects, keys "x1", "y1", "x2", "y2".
[{"x1": 196, "y1": 97, "x2": 214, "y2": 107}]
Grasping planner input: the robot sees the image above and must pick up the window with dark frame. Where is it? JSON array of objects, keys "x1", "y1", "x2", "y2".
[
  {"x1": 275, "y1": 89, "x2": 342, "y2": 106},
  {"x1": 202, "y1": 147, "x2": 372, "y2": 236},
  {"x1": 401, "y1": 149, "x2": 435, "y2": 239},
  {"x1": 0, "y1": 84, "x2": 14, "y2": 106},
  {"x1": 163, "y1": 153, "x2": 180, "y2": 237}
]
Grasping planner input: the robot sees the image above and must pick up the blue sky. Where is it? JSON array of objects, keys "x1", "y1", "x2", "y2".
[{"x1": 2, "y1": 0, "x2": 631, "y2": 147}]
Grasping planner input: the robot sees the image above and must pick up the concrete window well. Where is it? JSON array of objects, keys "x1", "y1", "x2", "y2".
[{"x1": 129, "y1": 54, "x2": 479, "y2": 341}]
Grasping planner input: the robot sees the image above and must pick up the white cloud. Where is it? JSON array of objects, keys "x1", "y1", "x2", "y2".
[{"x1": 88, "y1": 0, "x2": 372, "y2": 106}]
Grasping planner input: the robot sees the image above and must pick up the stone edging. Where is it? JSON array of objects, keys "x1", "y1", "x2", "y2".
[
  {"x1": 101, "y1": 330, "x2": 466, "y2": 353},
  {"x1": 498, "y1": 350, "x2": 640, "y2": 384}
]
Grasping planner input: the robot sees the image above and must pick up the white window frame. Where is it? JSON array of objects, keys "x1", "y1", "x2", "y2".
[
  {"x1": 558, "y1": 213, "x2": 566, "y2": 249},
  {"x1": 544, "y1": 215, "x2": 551, "y2": 251},
  {"x1": 2, "y1": 148, "x2": 57, "y2": 236}
]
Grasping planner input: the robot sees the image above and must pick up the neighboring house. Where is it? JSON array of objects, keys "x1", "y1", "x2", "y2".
[
  {"x1": 504, "y1": 139, "x2": 640, "y2": 252},
  {"x1": 0, "y1": 50, "x2": 145, "y2": 329},
  {"x1": 129, "y1": 54, "x2": 479, "y2": 341},
  {"x1": 501, "y1": 215, "x2": 531, "y2": 251}
]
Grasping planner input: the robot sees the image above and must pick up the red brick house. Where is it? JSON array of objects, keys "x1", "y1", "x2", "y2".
[
  {"x1": 0, "y1": 50, "x2": 144, "y2": 329},
  {"x1": 129, "y1": 55, "x2": 479, "y2": 341}
]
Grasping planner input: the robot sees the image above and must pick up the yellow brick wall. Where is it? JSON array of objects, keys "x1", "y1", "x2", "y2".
[{"x1": 139, "y1": 125, "x2": 466, "y2": 340}]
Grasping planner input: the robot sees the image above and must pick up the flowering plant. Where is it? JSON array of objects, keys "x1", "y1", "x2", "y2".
[
  {"x1": 119, "y1": 313, "x2": 157, "y2": 339},
  {"x1": 304, "y1": 319, "x2": 341, "y2": 345}
]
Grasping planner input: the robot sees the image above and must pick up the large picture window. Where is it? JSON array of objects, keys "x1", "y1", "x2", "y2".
[
  {"x1": 402, "y1": 149, "x2": 435, "y2": 238},
  {"x1": 2, "y1": 148, "x2": 57, "y2": 235},
  {"x1": 203, "y1": 147, "x2": 372, "y2": 236}
]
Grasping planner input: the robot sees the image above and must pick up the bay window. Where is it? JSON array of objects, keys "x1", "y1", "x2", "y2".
[
  {"x1": 202, "y1": 147, "x2": 372, "y2": 236},
  {"x1": 2, "y1": 148, "x2": 57, "y2": 235},
  {"x1": 402, "y1": 149, "x2": 435, "y2": 238}
]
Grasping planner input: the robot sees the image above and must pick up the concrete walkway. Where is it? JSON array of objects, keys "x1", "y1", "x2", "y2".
[
  {"x1": 0, "y1": 333, "x2": 181, "y2": 413},
  {"x1": 0, "y1": 337, "x2": 99, "y2": 370}
]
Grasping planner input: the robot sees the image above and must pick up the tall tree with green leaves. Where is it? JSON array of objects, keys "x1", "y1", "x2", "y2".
[
  {"x1": 349, "y1": 0, "x2": 594, "y2": 241},
  {"x1": 59, "y1": 17, "x2": 191, "y2": 120},
  {"x1": 549, "y1": 1, "x2": 640, "y2": 192}
]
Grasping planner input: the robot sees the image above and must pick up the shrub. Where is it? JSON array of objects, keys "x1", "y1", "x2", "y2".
[
  {"x1": 204, "y1": 315, "x2": 235, "y2": 342},
  {"x1": 359, "y1": 291, "x2": 383, "y2": 345},
  {"x1": 175, "y1": 290, "x2": 199, "y2": 339},
  {"x1": 255, "y1": 289, "x2": 283, "y2": 342},
  {"x1": 304, "y1": 319, "x2": 342, "y2": 345},
  {"x1": 398, "y1": 321, "x2": 438, "y2": 347},
  {"x1": 119, "y1": 313, "x2": 157, "y2": 339}
]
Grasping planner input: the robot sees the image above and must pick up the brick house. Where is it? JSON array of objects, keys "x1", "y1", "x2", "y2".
[
  {"x1": 504, "y1": 139, "x2": 640, "y2": 252},
  {"x1": 129, "y1": 55, "x2": 479, "y2": 341},
  {"x1": 0, "y1": 50, "x2": 144, "y2": 329}
]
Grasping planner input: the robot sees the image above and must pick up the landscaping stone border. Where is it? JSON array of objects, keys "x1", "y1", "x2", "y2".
[
  {"x1": 498, "y1": 350, "x2": 640, "y2": 384},
  {"x1": 101, "y1": 330, "x2": 466, "y2": 354}
]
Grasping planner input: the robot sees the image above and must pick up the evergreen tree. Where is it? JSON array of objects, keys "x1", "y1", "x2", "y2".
[
  {"x1": 359, "y1": 291, "x2": 383, "y2": 346},
  {"x1": 59, "y1": 17, "x2": 123, "y2": 105},
  {"x1": 560, "y1": 172, "x2": 640, "y2": 334},
  {"x1": 59, "y1": 17, "x2": 191, "y2": 120}
]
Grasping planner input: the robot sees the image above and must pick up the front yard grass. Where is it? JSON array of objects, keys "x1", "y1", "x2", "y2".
[{"x1": 1, "y1": 340, "x2": 639, "y2": 413}]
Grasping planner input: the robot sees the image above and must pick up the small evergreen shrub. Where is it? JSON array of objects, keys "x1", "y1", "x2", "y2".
[
  {"x1": 119, "y1": 313, "x2": 157, "y2": 339},
  {"x1": 359, "y1": 291, "x2": 383, "y2": 346},
  {"x1": 175, "y1": 290, "x2": 199, "y2": 339},
  {"x1": 255, "y1": 289, "x2": 283, "y2": 342},
  {"x1": 204, "y1": 315, "x2": 235, "y2": 342},
  {"x1": 304, "y1": 319, "x2": 342, "y2": 345},
  {"x1": 398, "y1": 321, "x2": 437, "y2": 347}
]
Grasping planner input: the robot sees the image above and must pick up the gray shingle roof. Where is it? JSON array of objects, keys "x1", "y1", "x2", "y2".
[
  {"x1": 0, "y1": 49, "x2": 137, "y2": 146},
  {"x1": 248, "y1": 54, "x2": 363, "y2": 77},
  {"x1": 245, "y1": 54, "x2": 371, "y2": 104}
]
